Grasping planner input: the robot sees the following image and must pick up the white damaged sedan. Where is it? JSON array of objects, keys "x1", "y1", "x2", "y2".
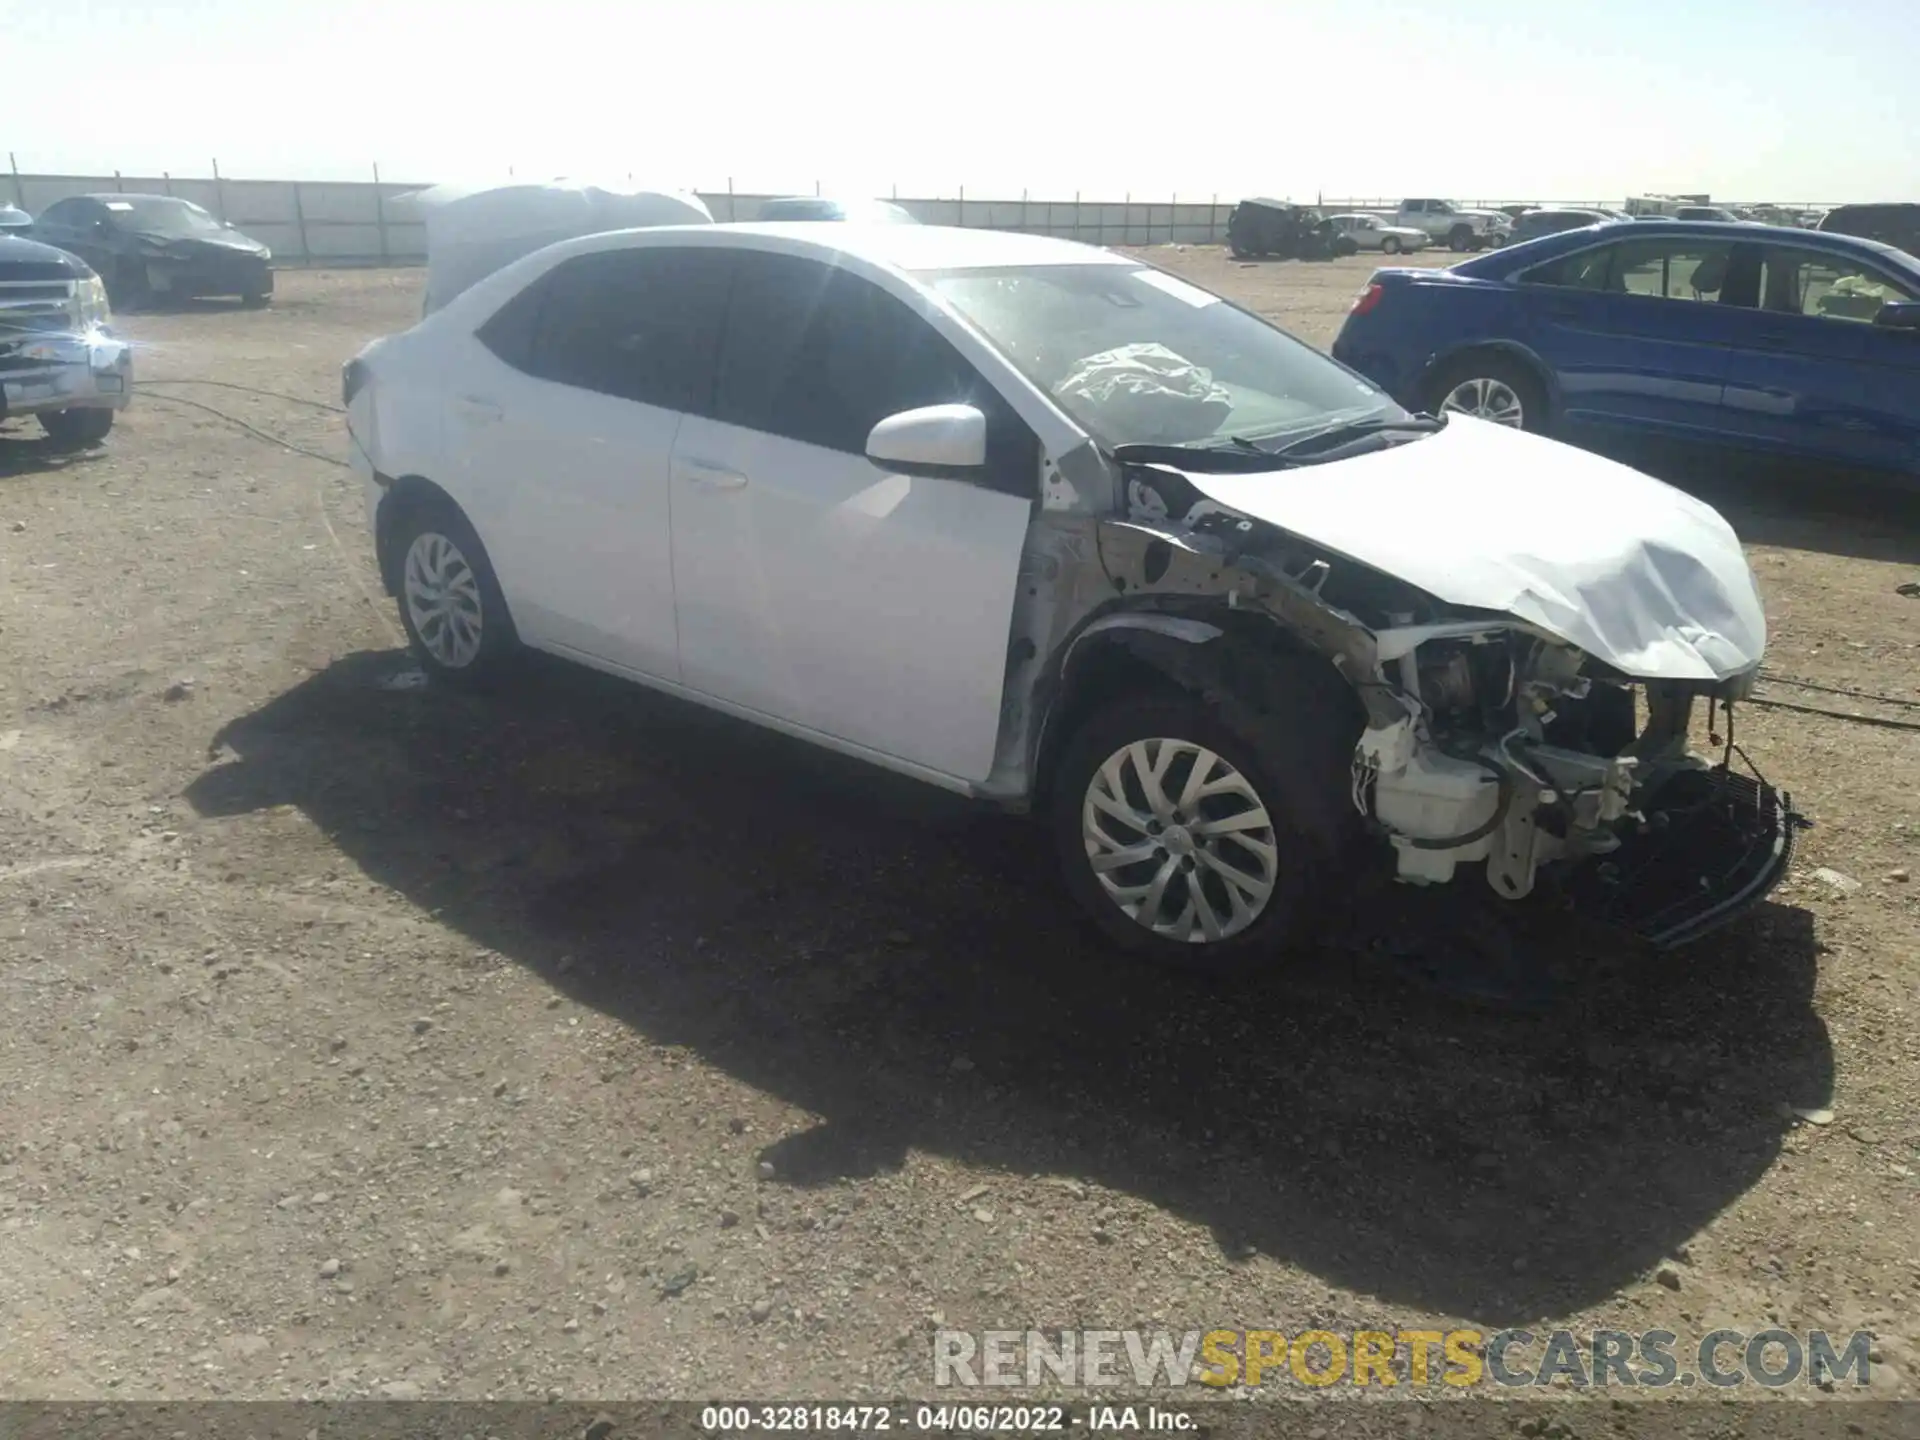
[{"x1": 344, "y1": 223, "x2": 1793, "y2": 970}]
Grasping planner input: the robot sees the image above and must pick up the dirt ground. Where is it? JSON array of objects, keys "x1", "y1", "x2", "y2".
[{"x1": 1, "y1": 251, "x2": 1916, "y2": 1416}]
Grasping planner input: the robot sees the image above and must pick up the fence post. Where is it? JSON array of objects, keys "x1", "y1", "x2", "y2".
[
  {"x1": 292, "y1": 180, "x2": 311, "y2": 265},
  {"x1": 1020, "y1": 188, "x2": 1028, "y2": 235},
  {"x1": 114, "y1": 171, "x2": 124, "y2": 193},
  {"x1": 1171, "y1": 191, "x2": 1177, "y2": 245},
  {"x1": 1210, "y1": 193, "x2": 1218, "y2": 244},
  {"x1": 1124, "y1": 192, "x2": 1130, "y2": 246},
  {"x1": 7, "y1": 152, "x2": 23, "y2": 207},
  {"x1": 211, "y1": 158, "x2": 225, "y2": 221},
  {"x1": 958, "y1": 184, "x2": 965, "y2": 229},
  {"x1": 726, "y1": 176, "x2": 735, "y2": 221},
  {"x1": 1074, "y1": 190, "x2": 1082, "y2": 244},
  {"x1": 373, "y1": 162, "x2": 390, "y2": 265},
  {"x1": 163, "y1": 171, "x2": 173, "y2": 196}
]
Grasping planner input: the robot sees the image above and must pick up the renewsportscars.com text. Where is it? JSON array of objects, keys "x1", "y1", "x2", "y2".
[{"x1": 933, "y1": 1327, "x2": 1874, "y2": 1390}]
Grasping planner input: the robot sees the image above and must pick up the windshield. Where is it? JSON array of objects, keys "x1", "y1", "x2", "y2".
[
  {"x1": 104, "y1": 197, "x2": 226, "y2": 236},
  {"x1": 922, "y1": 263, "x2": 1401, "y2": 449}
]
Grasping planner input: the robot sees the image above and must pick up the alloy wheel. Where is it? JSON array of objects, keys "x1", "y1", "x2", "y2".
[
  {"x1": 1081, "y1": 738, "x2": 1278, "y2": 943},
  {"x1": 1440, "y1": 377, "x2": 1526, "y2": 427},
  {"x1": 403, "y1": 530, "x2": 484, "y2": 668}
]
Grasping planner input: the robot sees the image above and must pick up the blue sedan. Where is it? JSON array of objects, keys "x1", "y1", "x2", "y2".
[{"x1": 1330, "y1": 220, "x2": 1920, "y2": 483}]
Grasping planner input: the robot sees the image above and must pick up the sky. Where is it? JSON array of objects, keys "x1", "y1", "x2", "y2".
[{"x1": 5, "y1": 0, "x2": 1915, "y2": 204}]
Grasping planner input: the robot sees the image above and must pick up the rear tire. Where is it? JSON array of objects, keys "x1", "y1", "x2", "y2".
[
  {"x1": 38, "y1": 407, "x2": 114, "y2": 448},
  {"x1": 241, "y1": 290, "x2": 270, "y2": 309},
  {"x1": 389, "y1": 498, "x2": 519, "y2": 690},
  {"x1": 1049, "y1": 667, "x2": 1360, "y2": 975},
  {"x1": 1426, "y1": 351, "x2": 1549, "y2": 433}
]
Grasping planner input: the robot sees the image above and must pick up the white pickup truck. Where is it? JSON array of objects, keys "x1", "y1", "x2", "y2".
[{"x1": 1379, "y1": 199, "x2": 1509, "y2": 252}]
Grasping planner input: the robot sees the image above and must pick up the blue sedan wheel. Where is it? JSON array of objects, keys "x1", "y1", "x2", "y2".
[
  {"x1": 1426, "y1": 353, "x2": 1548, "y2": 433},
  {"x1": 1440, "y1": 376, "x2": 1528, "y2": 427}
]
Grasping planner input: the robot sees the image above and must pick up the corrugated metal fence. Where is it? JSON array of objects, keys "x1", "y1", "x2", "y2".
[{"x1": 2, "y1": 165, "x2": 1840, "y2": 265}]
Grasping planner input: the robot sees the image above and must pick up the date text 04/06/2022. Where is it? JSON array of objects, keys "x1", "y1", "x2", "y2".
[{"x1": 698, "y1": 1403, "x2": 1087, "y2": 1432}]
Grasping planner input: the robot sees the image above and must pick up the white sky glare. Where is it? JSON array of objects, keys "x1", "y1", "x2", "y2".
[{"x1": 6, "y1": 0, "x2": 1914, "y2": 202}]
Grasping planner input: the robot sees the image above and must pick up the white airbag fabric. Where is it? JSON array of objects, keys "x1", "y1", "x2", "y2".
[{"x1": 1182, "y1": 416, "x2": 1767, "y2": 681}]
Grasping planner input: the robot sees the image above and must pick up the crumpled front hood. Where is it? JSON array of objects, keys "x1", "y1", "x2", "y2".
[{"x1": 1180, "y1": 416, "x2": 1768, "y2": 682}]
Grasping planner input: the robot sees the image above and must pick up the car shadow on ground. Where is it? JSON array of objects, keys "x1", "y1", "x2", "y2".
[
  {"x1": 185, "y1": 650, "x2": 1831, "y2": 1323},
  {"x1": 0, "y1": 432, "x2": 108, "y2": 477},
  {"x1": 1599, "y1": 437, "x2": 1920, "y2": 566}
]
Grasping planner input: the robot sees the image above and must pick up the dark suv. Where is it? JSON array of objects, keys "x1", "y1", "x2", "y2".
[{"x1": 1818, "y1": 203, "x2": 1920, "y2": 258}]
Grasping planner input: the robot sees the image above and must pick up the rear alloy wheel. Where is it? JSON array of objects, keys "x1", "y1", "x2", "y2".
[
  {"x1": 391, "y1": 500, "x2": 518, "y2": 689},
  {"x1": 1428, "y1": 353, "x2": 1549, "y2": 433},
  {"x1": 38, "y1": 407, "x2": 114, "y2": 448},
  {"x1": 1381, "y1": 235, "x2": 1403, "y2": 255},
  {"x1": 1051, "y1": 691, "x2": 1352, "y2": 973}
]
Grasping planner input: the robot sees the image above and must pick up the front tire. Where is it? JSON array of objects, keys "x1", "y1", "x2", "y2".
[
  {"x1": 105, "y1": 257, "x2": 149, "y2": 310},
  {"x1": 1050, "y1": 684, "x2": 1356, "y2": 974},
  {"x1": 1381, "y1": 235, "x2": 1403, "y2": 255},
  {"x1": 390, "y1": 499, "x2": 518, "y2": 689},
  {"x1": 38, "y1": 407, "x2": 114, "y2": 448},
  {"x1": 1447, "y1": 223, "x2": 1475, "y2": 252}
]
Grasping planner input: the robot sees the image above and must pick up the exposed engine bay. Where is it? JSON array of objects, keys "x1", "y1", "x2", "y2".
[{"x1": 1002, "y1": 433, "x2": 1794, "y2": 950}]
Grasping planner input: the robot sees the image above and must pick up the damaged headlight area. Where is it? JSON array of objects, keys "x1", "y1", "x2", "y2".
[{"x1": 1356, "y1": 626, "x2": 1794, "y2": 946}]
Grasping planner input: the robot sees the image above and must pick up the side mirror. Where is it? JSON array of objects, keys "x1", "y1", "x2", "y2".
[
  {"x1": 1872, "y1": 300, "x2": 1920, "y2": 332},
  {"x1": 865, "y1": 403, "x2": 986, "y2": 477}
]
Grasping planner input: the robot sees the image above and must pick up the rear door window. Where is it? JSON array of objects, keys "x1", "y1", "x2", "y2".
[
  {"x1": 505, "y1": 246, "x2": 735, "y2": 413},
  {"x1": 714, "y1": 250, "x2": 1037, "y2": 493},
  {"x1": 1606, "y1": 238, "x2": 1734, "y2": 302}
]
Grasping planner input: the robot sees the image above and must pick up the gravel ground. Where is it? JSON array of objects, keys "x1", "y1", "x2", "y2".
[{"x1": 0, "y1": 253, "x2": 1915, "y2": 1416}]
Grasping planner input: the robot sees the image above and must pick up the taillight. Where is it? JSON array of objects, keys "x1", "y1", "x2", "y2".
[
  {"x1": 342, "y1": 358, "x2": 369, "y2": 409},
  {"x1": 1349, "y1": 282, "x2": 1386, "y2": 317}
]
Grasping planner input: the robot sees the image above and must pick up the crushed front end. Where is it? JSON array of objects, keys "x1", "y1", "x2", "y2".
[{"x1": 1355, "y1": 626, "x2": 1795, "y2": 948}]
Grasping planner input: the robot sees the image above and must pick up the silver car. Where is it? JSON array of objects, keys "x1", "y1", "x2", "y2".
[{"x1": 1326, "y1": 213, "x2": 1429, "y2": 255}]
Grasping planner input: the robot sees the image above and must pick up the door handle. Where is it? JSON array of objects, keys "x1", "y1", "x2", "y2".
[
  {"x1": 454, "y1": 394, "x2": 502, "y2": 423},
  {"x1": 679, "y1": 458, "x2": 749, "y2": 491}
]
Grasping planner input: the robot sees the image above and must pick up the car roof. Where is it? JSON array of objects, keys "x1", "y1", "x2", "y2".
[
  {"x1": 1454, "y1": 218, "x2": 1920, "y2": 279},
  {"x1": 595, "y1": 221, "x2": 1135, "y2": 273},
  {"x1": 70, "y1": 193, "x2": 189, "y2": 202}
]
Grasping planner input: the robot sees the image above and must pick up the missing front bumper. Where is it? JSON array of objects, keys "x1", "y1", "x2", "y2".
[{"x1": 1561, "y1": 766, "x2": 1797, "y2": 949}]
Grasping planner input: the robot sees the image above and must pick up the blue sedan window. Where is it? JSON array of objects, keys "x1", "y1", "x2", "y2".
[{"x1": 1759, "y1": 247, "x2": 1916, "y2": 324}]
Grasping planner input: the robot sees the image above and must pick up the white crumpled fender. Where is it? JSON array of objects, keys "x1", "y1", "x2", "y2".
[{"x1": 1179, "y1": 416, "x2": 1767, "y2": 682}]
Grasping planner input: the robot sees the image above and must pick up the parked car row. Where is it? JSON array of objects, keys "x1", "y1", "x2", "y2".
[
  {"x1": 1, "y1": 194, "x2": 275, "y2": 307},
  {"x1": 342, "y1": 215, "x2": 1795, "y2": 969}
]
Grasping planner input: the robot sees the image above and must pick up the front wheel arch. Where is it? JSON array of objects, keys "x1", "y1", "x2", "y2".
[
  {"x1": 1044, "y1": 638, "x2": 1367, "y2": 969},
  {"x1": 1030, "y1": 616, "x2": 1359, "y2": 807}
]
